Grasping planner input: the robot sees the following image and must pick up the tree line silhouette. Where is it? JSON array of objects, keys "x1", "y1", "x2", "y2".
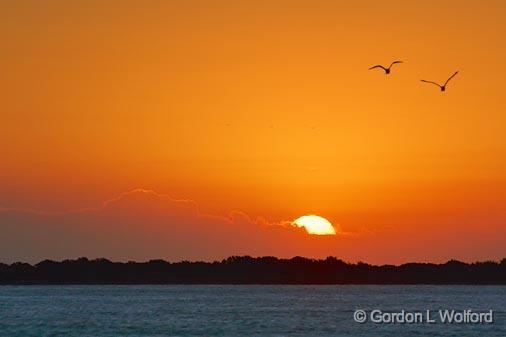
[{"x1": 1, "y1": 256, "x2": 505, "y2": 284}]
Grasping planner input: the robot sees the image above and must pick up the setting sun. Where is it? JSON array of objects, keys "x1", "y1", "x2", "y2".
[{"x1": 293, "y1": 215, "x2": 336, "y2": 235}]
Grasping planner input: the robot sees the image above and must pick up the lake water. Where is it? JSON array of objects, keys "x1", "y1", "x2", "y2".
[{"x1": 0, "y1": 285, "x2": 504, "y2": 336}]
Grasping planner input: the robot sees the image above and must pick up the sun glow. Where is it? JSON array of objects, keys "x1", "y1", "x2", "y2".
[{"x1": 293, "y1": 215, "x2": 336, "y2": 235}]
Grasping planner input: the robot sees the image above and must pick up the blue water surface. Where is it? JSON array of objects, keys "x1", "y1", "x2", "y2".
[{"x1": 0, "y1": 285, "x2": 504, "y2": 336}]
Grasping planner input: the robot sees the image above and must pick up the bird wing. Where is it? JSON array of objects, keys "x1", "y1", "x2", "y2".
[
  {"x1": 369, "y1": 65, "x2": 387, "y2": 71},
  {"x1": 444, "y1": 71, "x2": 459, "y2": 86},
  {"x1": 420, "y1": 80, "x2": 442, "y2": 88},
  {"x1": 389, "y1": 61, "x2": 403, "y2": 68}
]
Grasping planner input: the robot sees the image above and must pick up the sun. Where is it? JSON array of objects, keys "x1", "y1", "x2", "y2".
[{"x1": 293, "y1": 215, "x2": 336, "y2": 235}]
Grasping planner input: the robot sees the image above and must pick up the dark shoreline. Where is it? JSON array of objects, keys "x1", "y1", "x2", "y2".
[{"x1": 1, "y1": 256, "x2": 505, "y2": 285}]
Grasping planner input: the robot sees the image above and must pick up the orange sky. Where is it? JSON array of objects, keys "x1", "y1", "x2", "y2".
[{"x1": 1, "y1": 1, "x2": 505, "y2": 263}]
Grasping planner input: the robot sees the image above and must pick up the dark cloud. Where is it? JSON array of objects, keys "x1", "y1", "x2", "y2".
[{"x1": 0, "y1": 189, "x2": 340, "y2": 263}]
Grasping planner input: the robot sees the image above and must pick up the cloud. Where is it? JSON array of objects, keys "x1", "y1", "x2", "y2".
[
  {"x1": 1, "y1": 188, "x2": 504, "y2": 264},
  {"x1": 0, "y1": 189, "x2": 341, "y2": 263}
]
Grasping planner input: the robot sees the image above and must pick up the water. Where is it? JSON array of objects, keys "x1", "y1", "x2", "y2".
[{"x1": 0, "y1": 285, "x2": 504, "y2": 336}]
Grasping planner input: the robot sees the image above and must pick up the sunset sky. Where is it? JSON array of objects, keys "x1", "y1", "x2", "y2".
[{"x1": 1, "y1": 0, "x2": 505, "y2": 264}]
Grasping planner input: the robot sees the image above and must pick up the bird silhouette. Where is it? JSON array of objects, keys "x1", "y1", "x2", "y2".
[
  {"x1": 369, "y1": 61, "x2": 403, "y2": 74},
  {"x1": 421, "y1": 71, "x2": 459, "y2": 92}
]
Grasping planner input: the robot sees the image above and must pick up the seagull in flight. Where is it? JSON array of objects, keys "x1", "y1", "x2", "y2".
[
  {"x1": 369, "y1": 61, "x2": 403, "y2": 74},
  {"x1": 420, "y1": 71, "x2": 459, "y2": 92}
]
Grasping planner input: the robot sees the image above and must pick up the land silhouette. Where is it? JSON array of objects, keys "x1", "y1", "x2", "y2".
[{"x1": 1, "y1": 256, "x2": 505, "y2": 284}]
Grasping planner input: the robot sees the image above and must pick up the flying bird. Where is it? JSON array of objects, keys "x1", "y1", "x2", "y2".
[
  {"x1": 420, "y1": 71, "x2": 459, "y2": 92},
  {"x1": 369, "y1": 61, "x2": 403, "y2": 74}
]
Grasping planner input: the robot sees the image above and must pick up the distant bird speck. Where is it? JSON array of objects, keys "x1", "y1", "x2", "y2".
[
  {"x1": 369, "y1": 61, "x2": 403, "y2": 74},
  {"x1": 421, "y1": 71, "x2": 459, "y2": 92}
]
